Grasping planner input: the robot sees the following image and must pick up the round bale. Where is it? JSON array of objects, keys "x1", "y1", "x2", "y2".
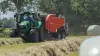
[{"x1": 87, "y1": 25, "x2": 100, "y2": 36}]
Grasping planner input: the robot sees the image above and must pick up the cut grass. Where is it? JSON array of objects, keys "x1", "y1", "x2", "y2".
[
  {"x1": 0, "y1": 36, "x2": 84, "y2": 56},
  {"x1": 0, "y1": 42, "x2": 44, "y2": 53},
  {"x1": 68, "y1": 36, "x2": 85, "y2": 38},
  {"x1": 66, "y1": 51, "x2": 78, "y2": 56}
]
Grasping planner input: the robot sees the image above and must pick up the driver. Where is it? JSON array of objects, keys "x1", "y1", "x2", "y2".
[
  {"x1": 23, "y1": 14, "x2": 35, "y2": 28},
  {"x1": 23, "y1": 14, "x2": 31, "y2": 21}
]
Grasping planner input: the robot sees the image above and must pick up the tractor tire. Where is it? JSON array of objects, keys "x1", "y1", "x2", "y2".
[
  {"x1": 10, "y1": 31, "x2": 15, "y2": 37},
  {"x1": 39, "y1": 25, "x2": 44, "y2": 42},
  {"x1": 10, "y1": 30, "x2": 18, "y2": 38},
  {"x1": 57, "y1": 32, "x2": 62, "y2": 40},
  {"x1": 52, "y1": 32, "x2": 62, "y2": 40},
  {"x1": 30, "y1": 29, "x2": 39, "y2": 42},
  {"x1": 61, "y1": 31, "x2": 66, "y2": 39},
  {"x1": 21, "y1": 33, "x2": 29, "y2": 42}
]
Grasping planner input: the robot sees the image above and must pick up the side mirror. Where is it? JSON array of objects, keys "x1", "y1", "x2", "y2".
[{"x1": 80, "y1": 36, "x2": 100, "y2": 56}]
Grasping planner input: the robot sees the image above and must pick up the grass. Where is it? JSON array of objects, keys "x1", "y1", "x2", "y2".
[
  {"x1": 0, "y1": 37, "x2": 83, "y2": 56},
  {"x1": 68, "y1": 36, "x2": 85, "y2": 38},
  {"x1": 0, "y1": 36, "x2": 84, "y2": 56},
  {"x1": 66, "y1": 51, "x2": 78, "y2": 56},
  {"x1": 0, "y1": 42, "x2": 44, "y2": 53}
]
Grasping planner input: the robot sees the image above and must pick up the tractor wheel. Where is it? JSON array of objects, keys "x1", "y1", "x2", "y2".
[
  {"x1": 57, "y1": 32, "x2": 62, "y2": 40},
  {"x1": 52, "y1": 32, "x2": 62, "y2": 40},
  {"x1": 10, "y1": 30, "x2": 18, "y2": 38},
  {"x1": 21, "y1": 33, "x2": 29, "y2": 42},
  {"x1": 30, "y1": 29, "x2": 39, "y2": 42},
  {"x1": 10, "y1": 31, "x2": 15, "y2": 37},
  {"x1": 61, "y1": 31, "x2": 66, "y2": 39},
  {"x1": 39, "y1": 25, "x2": 44, "y2": 42}
]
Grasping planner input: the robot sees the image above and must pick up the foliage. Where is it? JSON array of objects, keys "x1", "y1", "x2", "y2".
[
  {"x1": 38, "y1": 0, "x2": 100, "y2": 35},
  {"x1": 0, "y1": 0, "x2": 32, "y2": 13},
  {"x1": 2, "y1": 17, "x2": 15, "y2": 28},
  {"x1": 0, "y1": 28, "x2": 11, "y2": 37},
  {"x1": 71, "y1": 0, "x2": 100, "y2": 24},
  {"x1": 38, "y1": 0, "x2": 70, "y2": 15}
]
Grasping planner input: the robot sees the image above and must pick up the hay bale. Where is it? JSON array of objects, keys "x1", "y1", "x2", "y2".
[{"x1": 87, "y1": 25, "x2": 100, "y2": 36}]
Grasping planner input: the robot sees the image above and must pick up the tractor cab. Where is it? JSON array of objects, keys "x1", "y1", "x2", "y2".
[
  {"x1": 14, "y1": 12, "x2": 41, "y2": 29},
  {"x1": 14, "y1": 12, "x2": 39, "y2": 23}
]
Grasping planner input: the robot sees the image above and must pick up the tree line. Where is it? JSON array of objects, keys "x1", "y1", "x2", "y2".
[
  {"x1": 0, "y1": 0, "x2": 99, "y2": 35},
  {"x1": 0, "y1": 17, "x2": 15, "y2": 28}
]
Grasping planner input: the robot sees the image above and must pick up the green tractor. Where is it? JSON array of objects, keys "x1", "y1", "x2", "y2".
[{"x1": 10, "y1": 12, "x2": 44, "y2": 42}]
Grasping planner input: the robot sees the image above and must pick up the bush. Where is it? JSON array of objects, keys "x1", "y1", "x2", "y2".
[{"x1": 0, "y1": 28, "x2": 12, "y2": 37}]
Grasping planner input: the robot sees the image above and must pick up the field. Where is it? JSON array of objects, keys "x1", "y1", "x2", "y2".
[
  {"x1": 67, "y1": 51, "x2": 78, "y2": 56},
  {"x1": 0, "y1": 36, "x2": 85, "y2": 56},
  {"x1": 0, "y1": 28, "x2": 86, "y2": 56}
]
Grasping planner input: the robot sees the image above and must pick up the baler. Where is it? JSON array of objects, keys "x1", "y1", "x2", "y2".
[
  {"x1": 44, "y1": 14, "x2": 68, "y2": 40},
  {"x1": 10, "y1": 12, "x2": 68, "y2": 42}
]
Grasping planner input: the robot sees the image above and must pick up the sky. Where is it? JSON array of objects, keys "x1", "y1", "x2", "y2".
[
  {"x1": 0, "y1": 0, "x2": 15, "y2": 19},
  {"x1": 0, "y1": 11, "x2": 15, "y2": 19}
]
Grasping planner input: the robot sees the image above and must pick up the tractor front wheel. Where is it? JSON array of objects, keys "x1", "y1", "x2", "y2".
[{"x1": 30, "y1": 29, "x2": 39, "y2": 42}]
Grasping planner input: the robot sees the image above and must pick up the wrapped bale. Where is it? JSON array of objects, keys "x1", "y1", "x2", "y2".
[{"x1": 87, "y1": 25, "x2": 100, "y2": 36}]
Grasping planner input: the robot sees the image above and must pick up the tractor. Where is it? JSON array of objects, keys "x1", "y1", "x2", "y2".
[{"x1": 10, "y1": 12, "x2": 68, "y2": 42}]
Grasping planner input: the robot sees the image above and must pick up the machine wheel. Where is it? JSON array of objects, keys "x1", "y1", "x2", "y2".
[
  {"x1": 52, "y1": 32, "x2": 62, "y2": 40},
  {"x1": 10, "y1": 31, "x2": 15, "y2": 37},
  {"x1": 39, "y1": 25, "x2": 44, "y2": 42},
  {"x1": 57, "y1": 32, "x2": 62, "y2": 40},
  {"x1": 21, "y1": 33, "x2": 29, "y2": 42},
  {"x1": 61, "y1": 31, "x2": 66, "y2": 39},
  {"x1": 10, "y1": 30, "x2": 18, "y2": 38},
  {"x1": 30, "y1": 29, "x2": 39, "y2": 42}
]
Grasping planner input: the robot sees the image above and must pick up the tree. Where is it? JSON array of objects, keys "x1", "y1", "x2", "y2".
[
  {"x1": 0, "y1": 19, "x2": 3, "y2": 27},
  {"x1": 71, "y1": 0, "x2": 100, "y2": 24},
  {"x1": 0, "y1": 0, "x2": 32, "y2": 13},
  {"x1": 37, "y1": 0, "x2": 89, "y2": 35},
  {"x1": 38, "y1": 0, "x2": 70, "y2": 15},
  {"x1": 2, "y1": 17, "x2": 15, "y2": 28}
]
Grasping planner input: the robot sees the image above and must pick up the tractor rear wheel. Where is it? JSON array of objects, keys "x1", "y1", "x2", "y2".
[{"x1": 39, "y1": 25, "x2": 44, "y2": 42}]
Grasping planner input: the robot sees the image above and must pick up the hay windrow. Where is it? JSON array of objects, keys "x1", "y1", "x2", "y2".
[
  {"x1": 0, "y1": 38, "x2": 23, "y2": 46},
  {"x1": 1, "y1": 38, "x2": 83, "y2": 56}
]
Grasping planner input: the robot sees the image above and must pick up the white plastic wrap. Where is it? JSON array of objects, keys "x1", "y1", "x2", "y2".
[{"x1": 87, "y1": 25, "x2": 100, "y2": 36}]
